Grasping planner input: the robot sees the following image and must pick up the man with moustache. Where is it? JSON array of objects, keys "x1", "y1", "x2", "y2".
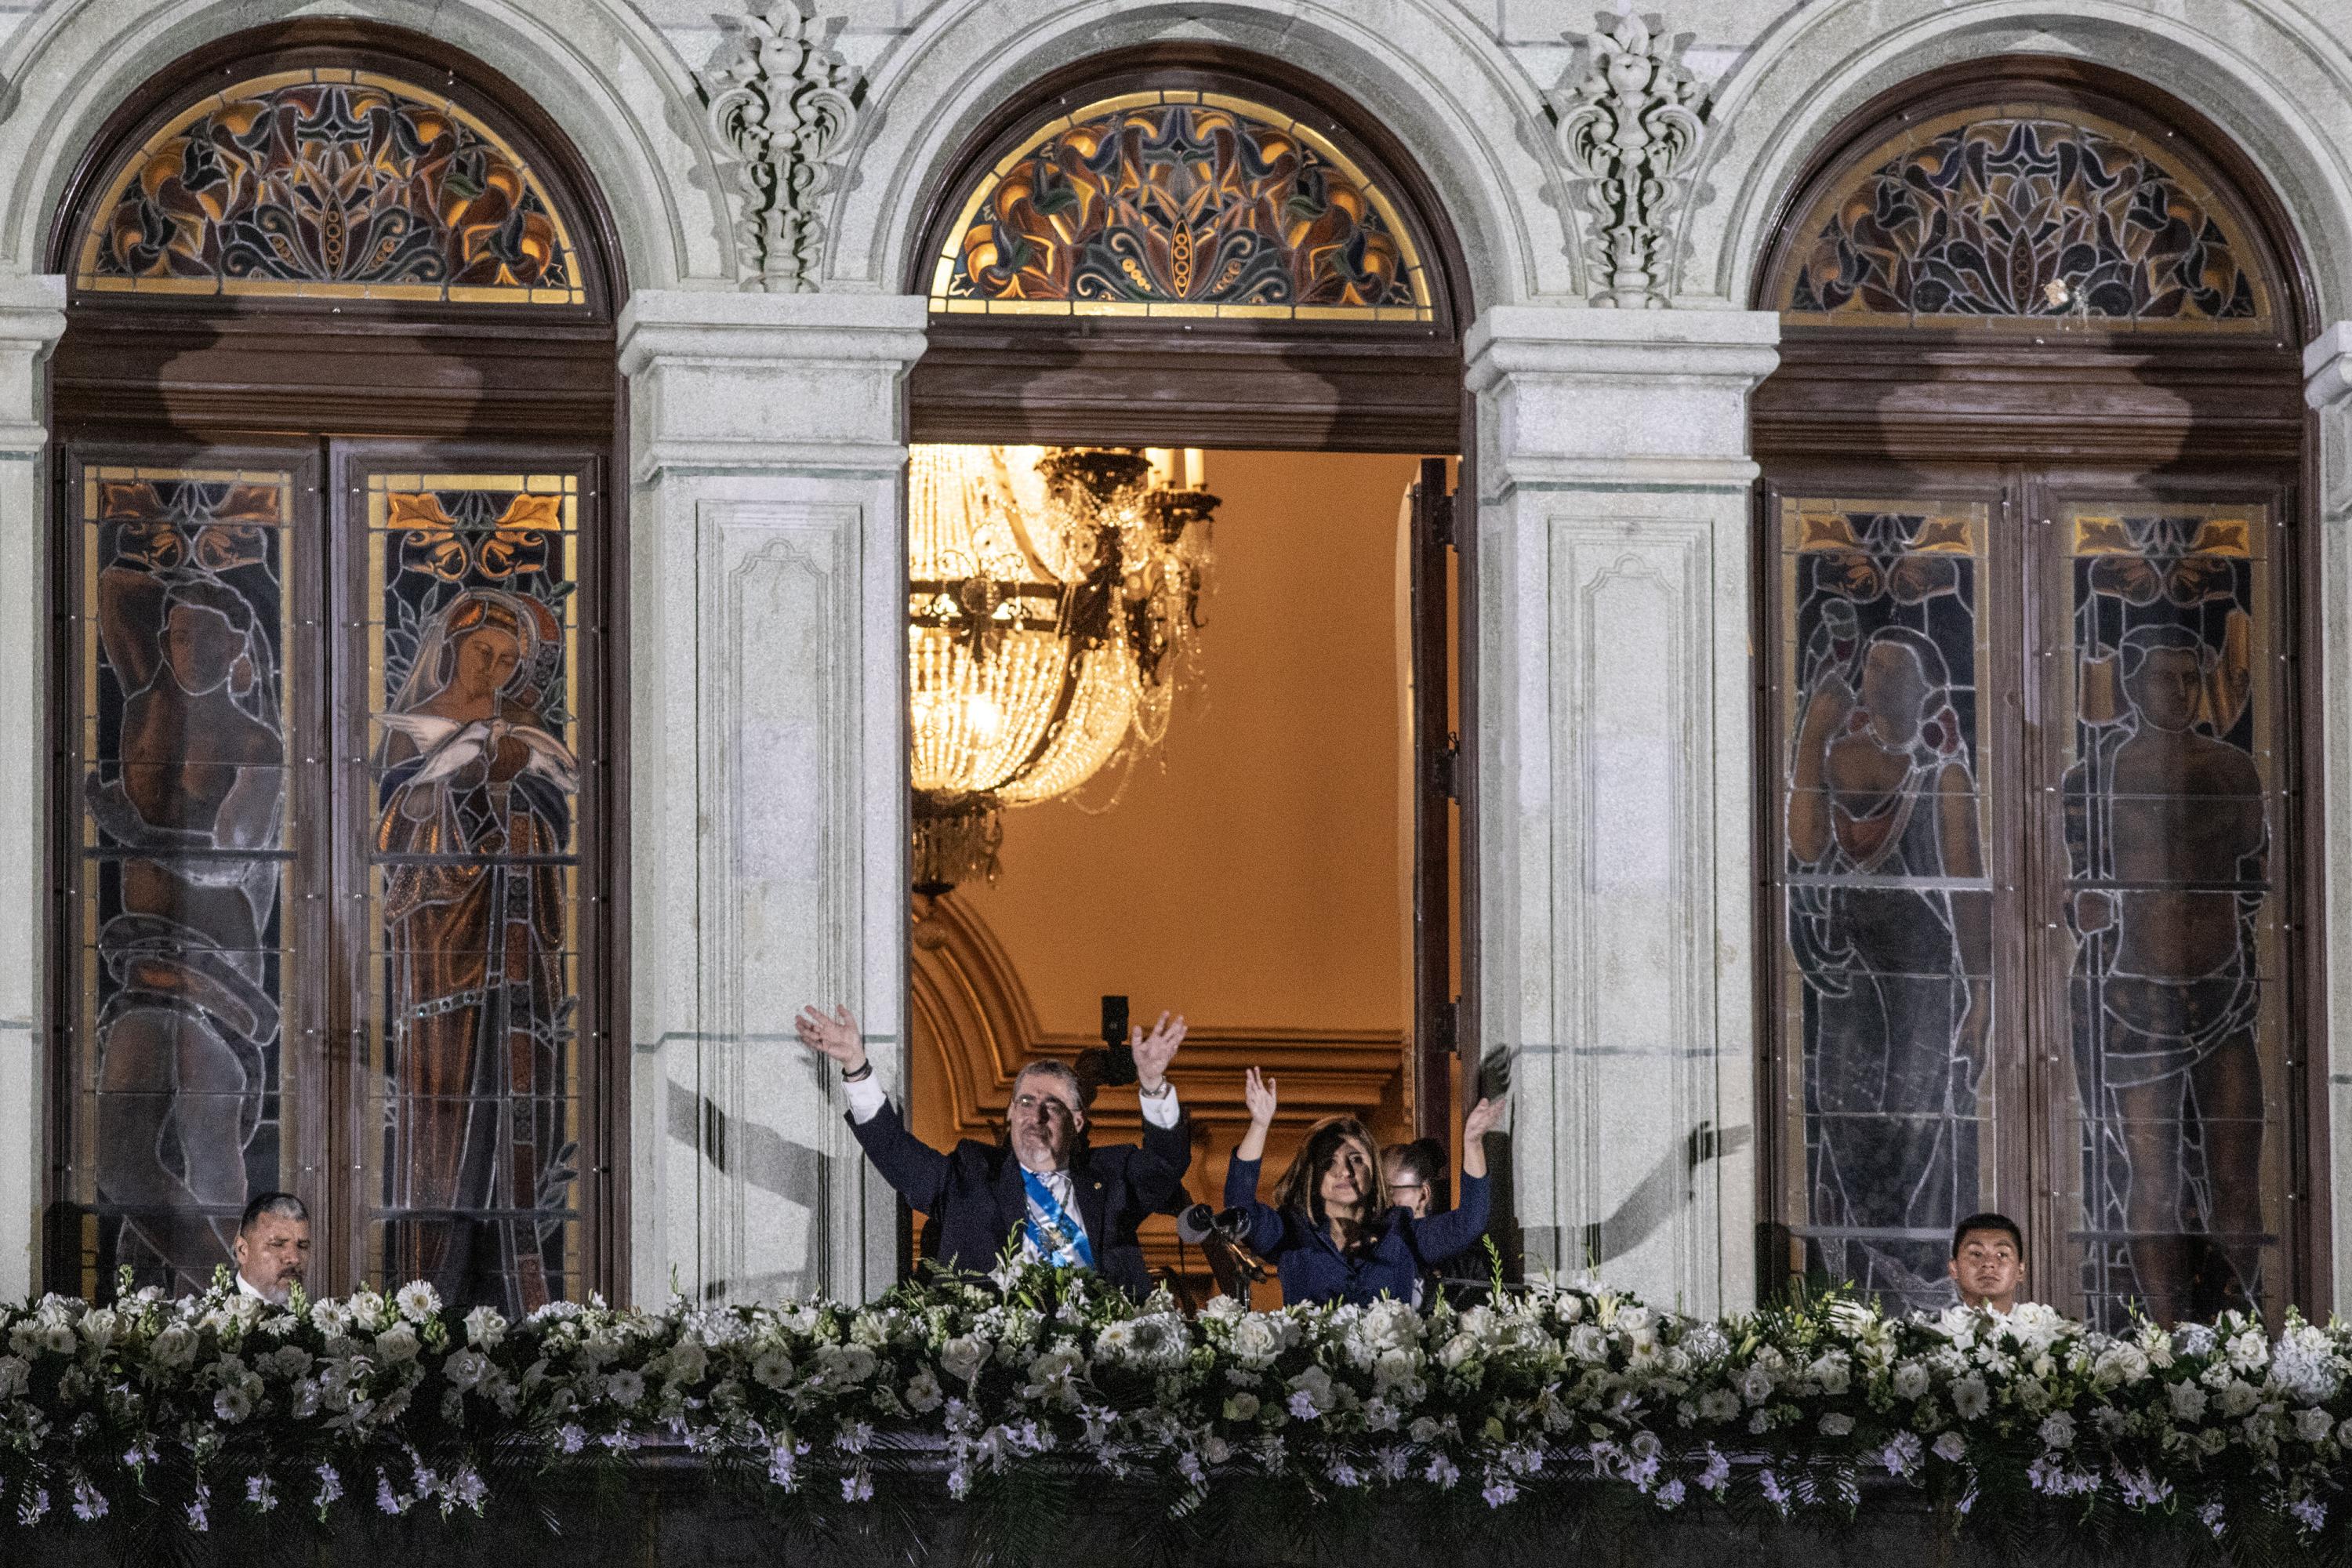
[
  {"x1": 232, "y1": 1192, "x2": 310, "y2": 1305},
  {"x1": 794, "y1": 1004, "x2": 1192, "y2": 1298}
]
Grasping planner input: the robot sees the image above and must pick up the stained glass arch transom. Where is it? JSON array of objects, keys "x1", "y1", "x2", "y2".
[
  {"x1": 1775, "y1": 102, "x2": 2276, "y2": 331},
  {"x1": 72, "y1": 67, "x2": 586, "y2": 304},
  {"x1": 928, "y1": 91, "x2": 1434, "y2": 321}
]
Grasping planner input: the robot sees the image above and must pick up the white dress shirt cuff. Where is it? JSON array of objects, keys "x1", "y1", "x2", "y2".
[
  {"x1": 842, "y1": 1071, "x2": 887, "y2": 1123},
  {"x1": 1138, "y1": 1083, "x2": 1182, "y2": 1129}
]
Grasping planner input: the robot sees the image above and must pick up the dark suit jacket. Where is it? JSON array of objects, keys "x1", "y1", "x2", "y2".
[{"x1": 847, "y1": 1098, "x2": 1192, "y2": 1298}]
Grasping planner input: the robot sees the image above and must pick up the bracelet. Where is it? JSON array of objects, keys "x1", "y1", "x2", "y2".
[
  {"x1": 841, "y1": 1061, "x2": 873, "y2": 1083},
  {"x1": 1138, "y1": 1080, "x2": 1172, "y2": 1099}
]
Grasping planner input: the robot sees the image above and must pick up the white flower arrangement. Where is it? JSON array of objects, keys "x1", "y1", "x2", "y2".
[{"x1": 1, "y1": 1264, "x2": 2350, "y2": 1550}]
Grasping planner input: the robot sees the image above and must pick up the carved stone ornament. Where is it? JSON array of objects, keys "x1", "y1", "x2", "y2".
[
  {"x1": 1555, "y1": 13, "x2": 1708, "y2": 308},
  {"x1": 703, "y1": 2, "x2": 862, "y2": 292}
]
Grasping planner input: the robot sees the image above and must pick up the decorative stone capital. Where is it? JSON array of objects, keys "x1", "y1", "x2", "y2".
[
  {"x1": 2304, "y1": 323, "x2": 2352, "y2": 524},
  {"x1": 0, "y1": 273, "x2": 67, "y2": 456},
  {"x1": 1465, "y1": 306, "x2": 1778, "y2": 489},
  {"x1": 1555, "y1": 13, "x2": 1708, "y2": 309},
  {"x1": 616, "y1": 290, "x2": 927, "y2": 481},
  {"x1": 702, "y1": 2, "x2": 862, "y2": 293}
]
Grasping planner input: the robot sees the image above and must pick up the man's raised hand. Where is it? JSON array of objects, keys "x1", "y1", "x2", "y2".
[
  {"x1": 793, "y1": 1004, "x2": 867, "y2": 1076},
  {"x1": 1463, "y1": 1095, "x2": 1507, "y2": 1142},
  {"x1": 1130, "y1": 1010, "x2": 1186, "y2": 1093}
]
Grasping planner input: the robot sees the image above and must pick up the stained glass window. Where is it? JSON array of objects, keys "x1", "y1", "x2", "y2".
[
  {"x1": 928, "y1": 91, "x2": 1434, "y2": 321},
  {"x1": 2057, "y1": 506, "x2": 2284, "y2": 1326},
  {"x1": 1777, "y1": 104, "x2": 2271, "y2": 330},
  {"x1": 1769, "y1": 493, "x2": 2296, "y2": 1329},
  {"x1": 1773, "y1": 500, "x2": 1996, "y2": 1312},
  {"x1": 69, "y1": 464, "x2": 300, "y2": 1296},
  {"x1": 361, "y1": 471, "x2": 583, "y2": 1315},
  {"x1": 73, "y1": 69, "x2": 585, "y2": 304}
]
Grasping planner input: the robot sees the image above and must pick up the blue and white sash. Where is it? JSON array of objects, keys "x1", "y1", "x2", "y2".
[{"x1": 1020, "y1": 1167, "x2": 1094, "y2": 1270}]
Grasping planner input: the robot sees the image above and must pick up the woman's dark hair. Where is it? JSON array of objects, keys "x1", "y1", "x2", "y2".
[
  {"x1": 1381, "y1": 1138, "x2": 1450, "y2": 1209},
  {"x1": 1272, "y1": 1115, "x2": 1381, "y2": 1225}
]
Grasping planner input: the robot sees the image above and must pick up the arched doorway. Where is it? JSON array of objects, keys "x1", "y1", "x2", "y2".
[
  {"x1": 45, "y1": 21, "x2": 625, "y2": 1309},
  {"x1": 897, "y1": 48, "x2": 1479, "y2": 1287},
  {"x1": 1752, "y1": 58, "x2": 2318, "y2": 1327}
]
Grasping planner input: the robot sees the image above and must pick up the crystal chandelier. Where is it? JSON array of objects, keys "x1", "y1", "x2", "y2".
[{"x1": 909, "y1": 445, "x2": 1217, "y2": 888}]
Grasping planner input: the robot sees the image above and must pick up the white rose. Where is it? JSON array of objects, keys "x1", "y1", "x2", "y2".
[
  {"x1": 2294, "y1": 1406, "x2": 2333, "y2": 1443},
  {"x1": 2169, "y1": 1380, "x2": 2209, "y2": 1421},
  {"x1": 444, "y1": 1350, "x2": 490, "y2": 1392},
  {"x1": 938, "y1": 1335, "x2": 985, "y2": 1385},
  {"x1": 148, "y1": 1325, "x2": 198, "y2": 1371},
  {"x1": 1932, "y1": 1432, "x2": 1967, "y2": 1464},
  {"x1": 374, "y1": 1325, "x2": 420, "y2": 1365},
  {"x1": 1892, "y1": 1361, "x2": 1929, "y2": 1401},
  {"x1": 1820, "y1": 1412, "x2": 1854, "y2": 1436},
  {"x1": 2039, "y1": 1413, "x2": 2076, "y2": 1450},
  {"x1": 1229, "y1": 1317, "x2": 1279, "y2": 1367},
  {"x1": 463, "y1": 1306, "x2": 507, "y2": 1349}
]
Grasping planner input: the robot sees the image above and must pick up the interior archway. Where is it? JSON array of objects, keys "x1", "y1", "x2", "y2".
[{"x1": 898, "y1": 46, "x2": 1480, "y2": 1294}]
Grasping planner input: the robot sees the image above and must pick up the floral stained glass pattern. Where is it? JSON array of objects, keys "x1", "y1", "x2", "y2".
[
  {"x1": 1780, "y1": 106, "x2": 2269, "y2": 329},
  {"x1": 931, "y1": 92, "x2": 1432, "y2": 320},
  {"x1": 1777, "y1": 501, "x2": 1994, "y2": 1313},
  {"x1": 364, "y1": 472, "x2": 583, "y2": 1315},
  {"x1": 73, "y1": 466, "x2": 296, "y2": 1298},
  {"x1": 75, "y1": 69, "x2": 583, "y2": 304}
]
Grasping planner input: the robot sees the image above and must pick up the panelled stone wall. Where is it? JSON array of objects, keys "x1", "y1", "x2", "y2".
[{"x1": 2, "y1": 0, "x2": 2352, "y2": 1317}]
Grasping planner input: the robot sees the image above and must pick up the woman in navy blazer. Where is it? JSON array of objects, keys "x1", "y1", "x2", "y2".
[{"x1": 1221, "y1": 1068, "x2": 1505, "y2": 1307}]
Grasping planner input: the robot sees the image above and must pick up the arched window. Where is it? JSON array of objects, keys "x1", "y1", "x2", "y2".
[
  {"x1": 1754, "y1": 61, "x2": 2315, "y2": 1329},
  {"x1": 49, "y1": 25, "x2": 622, "y2": 1311}
]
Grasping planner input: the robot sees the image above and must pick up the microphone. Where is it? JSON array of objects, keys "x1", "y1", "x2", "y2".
[{"x1": 1175, "y1": 1203, "x2": 1269, "y2": 1292}]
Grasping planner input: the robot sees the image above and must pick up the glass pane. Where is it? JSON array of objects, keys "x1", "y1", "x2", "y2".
[
  {"x1": 359, "y1": 470, "x2": 585, "y2": 1312},
  {"x1": 72, "y1": 465, "x2": 296, "y2": 1296},
  {"x1": 2057, "y1": 506, "x2": 2284, "y2": 1329},
  {"x1": 1775, "y1": 499, "x2": 1995, "y2": 1311}
]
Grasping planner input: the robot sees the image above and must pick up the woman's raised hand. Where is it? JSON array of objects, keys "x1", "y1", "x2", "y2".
[
  {"x1": 1242, "y1": 1065, "x2": 1279, "y2": 1127},
  {"x1": 793, "y1": 1004, "x2": 867, "y2": 1076},
  {"x1": 1462, "y1": 1095, "x2": 1507, "y2": 1142}
]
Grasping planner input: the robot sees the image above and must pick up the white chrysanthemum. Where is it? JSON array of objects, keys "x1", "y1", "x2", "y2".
[
  {"x1": 394, "y1": 1283, "x2": 441, "y2": 1323},
  {"x1": 212, "y1": 1386, "x2": 251, "y2": 1423},
  {"x1": 1950, "y1": 1372, "x2": 1989, "y2": 1420}
]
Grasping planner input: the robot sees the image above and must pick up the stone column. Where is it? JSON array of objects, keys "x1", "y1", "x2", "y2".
[
  {"x1": 1467, "y1": 304, "x2": 1780, "y2": 1317},
  {"x1": 617, "y1": 290, "x2": 926, "y2": 1307},
  {"x1": 2303, "y1": 324, "x2": 2352, "y2": 1311},
  {"x1": 0, "y1": 276, "x2": 66, "y2": 1300}
]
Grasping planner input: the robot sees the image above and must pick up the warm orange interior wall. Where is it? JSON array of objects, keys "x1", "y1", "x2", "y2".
[{"x1": 963, "y1": 448, "x2": 1421, "y2": 1040}]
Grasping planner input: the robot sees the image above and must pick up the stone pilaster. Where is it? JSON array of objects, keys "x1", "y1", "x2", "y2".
[
  {"x1": 2303, "y1": 324, "x2": 2352, "y2": 1310},
  {"x1": 617, "y1": 289, "x2": 926, "y2": 1305},
  {"x1": 1466, "y1": 304, "x2": 1779, "y2": 1315},
  {"x1": 0, "y1": 275, "x2": 67, "y2": 1301}
]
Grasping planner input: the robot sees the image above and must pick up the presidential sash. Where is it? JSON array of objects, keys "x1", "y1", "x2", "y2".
[{"x1": 1019, "y1": 1167, "x2": 1094, "y2": 1269}]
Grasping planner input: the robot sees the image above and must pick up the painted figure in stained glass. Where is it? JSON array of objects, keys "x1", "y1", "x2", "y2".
[
  {"x1": 1784, "y1": 109, "x2": 2264, "y2": 327},
  {"x1": 81, "y1": 74, "x2": 578, "y2": 300},
  {"x1": 85, "y1": 481, "x2": 285, "y2": 1293},
  {"x1": 942, "y1": 101, "x2": 1421, "y2": 313},
  {"x1": 376, "y1": 583, "x2": 576, "y2": 1315},
  {"x1": 2064, "y1": 517, "x2": 2267, "y2": 1325},
  {"x1": 1785, "y1": 510, "x2": 1990, "y2": 1308}
]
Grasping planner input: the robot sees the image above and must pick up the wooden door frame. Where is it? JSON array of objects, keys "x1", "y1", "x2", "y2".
[
  {"x1": 39, "y1": 20, "x2": 630, "y2": 1302},
  {"x1": 1748, "y1": 56, "x2": 2328, "y2": 1316}
]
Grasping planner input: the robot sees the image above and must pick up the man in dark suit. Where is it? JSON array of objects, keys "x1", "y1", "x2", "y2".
[{"x1": 793, "y1": 1003, "x2": 1191, "y2": 1298}]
